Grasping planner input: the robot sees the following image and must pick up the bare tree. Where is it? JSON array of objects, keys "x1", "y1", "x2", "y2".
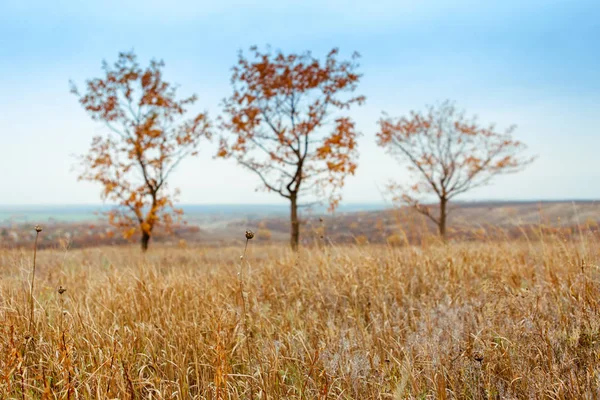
[{"x1": 376, "y1": 100, "x2": 535, "y2": 238}]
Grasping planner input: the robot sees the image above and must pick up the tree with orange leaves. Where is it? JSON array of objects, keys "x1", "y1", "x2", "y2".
[
  {"x1": 376, "y1": 100, "x2": 535, "y2": 239},
  {"x1": 71, "y1": 51, "x2": 211, "y2": 251},
  {"x1": 218, "y1": 46, "x2": 365, "y2": 250}
]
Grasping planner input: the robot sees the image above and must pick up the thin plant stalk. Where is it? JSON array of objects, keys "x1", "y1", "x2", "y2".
[
  {"x1": 28, "y1": 225, "x2": 42, "y2": 334},
  {"x1": 239, "y1": 230, "x2": 254, "y2": 398},
  {"x1": 240, "y1": 239, "x2": 252, "y2": 359}
]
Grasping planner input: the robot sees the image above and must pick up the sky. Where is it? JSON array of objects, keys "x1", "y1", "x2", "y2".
[{"x1": 0, "y1": 0, "x2": 598, "y2": 206}]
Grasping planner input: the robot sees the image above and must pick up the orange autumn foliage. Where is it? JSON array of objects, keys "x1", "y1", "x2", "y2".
[
  {"x1": 376, "y1": 100, "x2": 535, "y2": 238},
  {"x1": 218, "y1": 45, "x2": 365, "y2": 249},
  {"x1": 71, "y1": 51, "x2": 212, "y2": 250}
]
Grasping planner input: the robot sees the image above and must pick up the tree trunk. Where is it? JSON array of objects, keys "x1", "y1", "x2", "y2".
[
  {"x1": 142, "y1": 199, "x2": 157, "y2": 252},
  {"x1": 141, "y1": 230, "x2": 151, "y2": 252},
  {"x1": 290, "y1": 195, "x2": 300, "y2": 251},
  {"x1": 439, "y1": 197, "x2": 448, "y2": 239}
]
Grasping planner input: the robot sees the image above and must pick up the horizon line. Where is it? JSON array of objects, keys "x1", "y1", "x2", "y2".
[{"x1": 0, "y1": 198, "x2": 599, "y2": 208}]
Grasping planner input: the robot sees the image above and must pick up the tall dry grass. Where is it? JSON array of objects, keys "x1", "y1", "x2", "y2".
[{"x1": 1, "y1": 234, "x2": 599, "y2": 398}]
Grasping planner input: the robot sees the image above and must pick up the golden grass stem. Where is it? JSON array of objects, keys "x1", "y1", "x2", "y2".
[
  {"x1": 239, "y1": 231, "x2": 254, "y2": 398},
  {"x1": 28, "y1": 226, "x2": 42, "y2": 334}
]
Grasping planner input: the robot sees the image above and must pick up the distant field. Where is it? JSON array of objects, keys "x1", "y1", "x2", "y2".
[{"x1": 1, "y1": 201, "x2": 600, "y2": 249}]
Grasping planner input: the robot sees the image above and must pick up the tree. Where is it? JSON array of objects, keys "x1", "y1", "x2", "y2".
[
  {"x1": 71, "y1": 51, "x2": 211, "y2": 251},
  {"x1": 218, "y1": 46, "x2": 365, "y2": 250},
  {"x1": 376, "y1": 100, "x2": 534, "y2": 239}
]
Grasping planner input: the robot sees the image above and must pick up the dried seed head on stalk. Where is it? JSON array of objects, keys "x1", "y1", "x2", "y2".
[
  {"x1": 28, "y1": 223, "x2": 43, "y2": 335},
  {"x1": 245, "y1": 230, "x2": 254, "y2": 240}
]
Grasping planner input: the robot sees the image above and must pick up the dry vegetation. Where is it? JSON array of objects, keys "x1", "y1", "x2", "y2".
[{"x1": 1, "y1": 230, "x2": 600, "y2": 398}]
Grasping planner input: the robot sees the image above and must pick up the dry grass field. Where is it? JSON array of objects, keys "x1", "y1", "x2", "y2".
[{"x1": 1, "y1": 232, "x2": 600, "y2": 398}]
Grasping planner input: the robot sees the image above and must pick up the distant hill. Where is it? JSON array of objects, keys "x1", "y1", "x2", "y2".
[
  {"x1": 178, "y1": 200, "x2": 600, "y2": 246},
  {"x1": 1, "y1": 200, "x2": 598, "y2": 226},
  {"x1": 1, "y1": 200, "x2": 599, "y2": 248},
  {"x1": 219, "y1": 200, "x2": 600, "y2": 245}
]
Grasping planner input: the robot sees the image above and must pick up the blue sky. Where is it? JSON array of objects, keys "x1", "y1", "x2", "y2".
[{"x1": 0, "y1": 0, "x2": 598, "y2": 205}]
